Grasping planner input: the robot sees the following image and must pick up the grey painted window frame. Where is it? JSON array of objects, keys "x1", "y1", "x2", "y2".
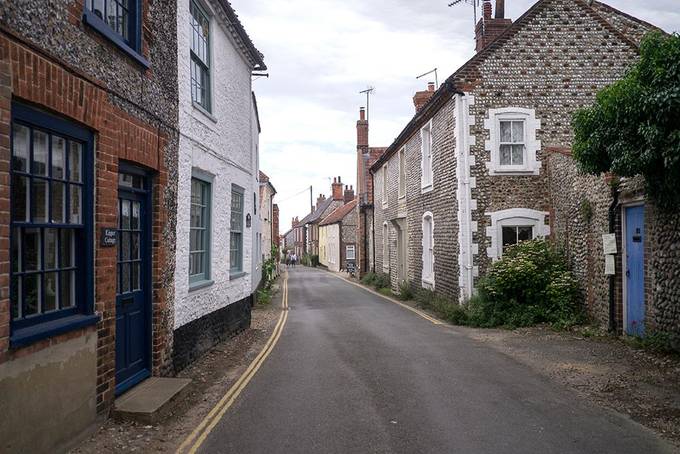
[
  {"x1": 189, "y1": 171, "x2": 212, "y2": 289},
  {"x1": 230, "y1": 184, "x2": 245, "y2": 276},
  {"x1": 190, "y1": 0, "x2": 212, "y2": 113}
]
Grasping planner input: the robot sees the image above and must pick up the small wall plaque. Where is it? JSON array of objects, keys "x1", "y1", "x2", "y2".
[
  {"x1": 100, "y1": 228, "x2": 117, "y2": 247},
  {"x1": 602, "y1": 233, "x2": 617, "y2": 255},
  {"x1": 246, "y1": 213, "x2": 252, "y2": 228}
]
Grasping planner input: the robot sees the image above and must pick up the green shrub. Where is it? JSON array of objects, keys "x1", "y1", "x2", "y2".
[
  {"x1": 372, "y1": 273, "x2": 391, "y2": 290},
  {"x1": 466, "y1": 239, "x2": 584, "y2": 329},
  {"x1": 378, "y1": 288, "x2": 393, "y2": 297},
  {"x1": 398, "y1": 281, "x2": 413, "y2": 301},
  {"x1": 361, "y1": 272, "x2": 377, "y2": 286},
  {"x1": 257, "y1": 288, "x2": 272, "y2": 306},
  {"x1": 415, "y1": 289, "x2": 467, "y2": 325},
  {"x1": 625, "y1": 331, "x2": 680, "y2": 355},
  {"x1": 415, "y1": 288, "x2": 436, "y2": 310}
]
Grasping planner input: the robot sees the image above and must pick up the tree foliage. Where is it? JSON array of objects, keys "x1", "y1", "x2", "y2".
[{"x1": 572, "y1": 31, "x2": 680, "y2": 209}]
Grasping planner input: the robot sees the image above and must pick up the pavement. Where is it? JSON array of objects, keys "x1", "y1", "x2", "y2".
[{"x1": 198, "y1": 267, "x2": 676, "y2": 454}]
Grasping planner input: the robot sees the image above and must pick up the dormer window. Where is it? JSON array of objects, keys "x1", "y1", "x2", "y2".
[{"x1": 485, "y1": 108, "x2": 541, "y2": 175}]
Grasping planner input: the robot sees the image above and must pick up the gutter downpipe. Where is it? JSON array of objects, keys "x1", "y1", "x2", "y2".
[
  {"x1": 608, "y1": 182, "x2": 619, "y2": 333},
  {"x1": 371, "y1": 172, "x2": 376, "y2": 273}
]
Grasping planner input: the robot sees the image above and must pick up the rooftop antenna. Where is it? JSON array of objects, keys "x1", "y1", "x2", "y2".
[
  {"x1": 448, "y1": 0, "x2": 480, "y2": 32},
  {"x1": 359, "y1": 86, "x2": 375, "y2": 122},
  {"x1": 416, "y1": 68, "x2": 439, "y2": 90}
]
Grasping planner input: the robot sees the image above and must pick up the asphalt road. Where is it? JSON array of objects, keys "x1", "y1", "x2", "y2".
[{"x1": 199, "y1": 267, "x2": 675, "y2": 454}]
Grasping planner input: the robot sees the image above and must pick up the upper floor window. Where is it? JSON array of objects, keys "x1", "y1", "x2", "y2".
[
  {"x1": 422, "y1": 213, "x2": 434, "y2": 287},
  {"x1": 83, "y1": 0, "x2": 148, "y2": 67},
  {"x1": 484, "y1": 108, "x2": 541, "y2": 176},
  {"x1": 10, "y1": 104, "x2": 96, "y2": 344},
  {"x1": 398, "y1": 148, "x2": 406, "y2": 198},
  {"x1": 421, "y1": 121, "x2": 433, "y2": 191},
  {"x1": 189, "y1": 176, "x2": 211, "y2": 285},
  {"x1": 190, "y1": 0, "x2": 212, "y2": 113},
  {"x1": 382, "y1": 164, "x2": 388, "y2": 207},
  {"x1": 230, "y1": 185, "x2": 245, "y2": 275}
]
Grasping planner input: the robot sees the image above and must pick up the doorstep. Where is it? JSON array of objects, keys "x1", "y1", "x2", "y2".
[{"x1": 113, "y1": 377, "x2": 192, "y2": 424}]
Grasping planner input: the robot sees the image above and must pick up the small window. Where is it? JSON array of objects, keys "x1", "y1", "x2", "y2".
[
  {"x1": 499, "y1": 120, "x2": 525, "y2": 166},
  {"x1": 422, "y1": 213, "x2": 434, "y2": 285},
  {"x1": 382, "y1": 164, "x2": 388, "y2": 207},
  {"x1": 83, "y1": 0, "x2": 147, "y2": 66},
  {"x1": 421, "y1": 122, "x2": 433, "y2": 190},
  {"x1": 346, "y1": 245, "x2": 356, "y2": 260},
  {"x1": 398, "y1": 148, "x2": 406, "y2": 198},
  {"x1": 382, "y1": 222, "x2": 389, "y2": 272},
  {"x1": 230, "y1": 185, "x2": 244, "y2": 274},
  {"x1": 10, "y1": 104, "x2": 95, "y2": 337},
  {"x1": 501, "y1": 225, "x2": 534, "y2": 252},
  {"x1": 190, "y1": 1, "x2": 211, "y2": 112},
  {"x1": 189, "y1": 177, "x2": 211, "y2": 284}
]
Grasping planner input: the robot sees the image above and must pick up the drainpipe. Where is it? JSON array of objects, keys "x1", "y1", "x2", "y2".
[
  {"x1": 608, "y1": 183, "x2": 619, "y2": 333},
  {"x1": 371, "y1": 172, "x2": 376, "y2": 273}
]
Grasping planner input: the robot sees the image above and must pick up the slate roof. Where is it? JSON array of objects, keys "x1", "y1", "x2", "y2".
[
  {"x1": 370, "y1": 0, "x2": 655, "y2": 172},
  {"x1": 299, "y1": 197, "x2": 335, "y2": 225},
  {"x1": 320, "y1": 199, "x2": 358, "y2": 226},
  {"x1": 216, "y1": 0, "x2": 266, "y2": 70}
]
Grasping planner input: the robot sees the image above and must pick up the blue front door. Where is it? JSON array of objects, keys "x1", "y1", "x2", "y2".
[
  {"x1": 115, "y1": 169, "x2": 152, "y2": 395},
  {"x1": 625, "y1": 205, "x2": 645, "y2": 336}
]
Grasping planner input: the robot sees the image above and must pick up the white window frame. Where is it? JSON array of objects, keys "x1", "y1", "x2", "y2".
[
  {"x1": 421, "y1": 121, "x2": 433, "y2": 192},
  {"x1": 484, "y1": 108, "x2": 541, "y2": 176},
  {"x1": 382, "y1": 163, "x2": 389, "y2": 208},
  {"x1": 398, "y1": 147, "x2": 406, "y2": 199},
  {"x1": 346, "y1": 244, "x2": 356, "y2": 261},
  {"x1": 485, "y1": 208, "x2": 550, "y2": 260},
  {"x1": 422, "y1": 212, "x2": 435, "y2": 288},
  {"x1": 382, "y1": 222, "x2": 389, "y2": 272}
]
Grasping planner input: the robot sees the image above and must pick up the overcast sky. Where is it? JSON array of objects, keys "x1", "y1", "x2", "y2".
[{"x1": 234, "y1": 0, "x2": 680, "y2": 235}]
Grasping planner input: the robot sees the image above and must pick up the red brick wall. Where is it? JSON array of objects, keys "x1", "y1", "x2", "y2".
[{"x1": 0, "y1": 33, "x2": 173, "y2": 413}]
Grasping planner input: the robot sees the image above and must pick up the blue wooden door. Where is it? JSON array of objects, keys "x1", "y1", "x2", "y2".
[
  {"x1": 115, "y1": 170, "x2": 151, "y2": 395},
  {"x1": 625, "y1": 205, "x2": 645, "y2": 336}
]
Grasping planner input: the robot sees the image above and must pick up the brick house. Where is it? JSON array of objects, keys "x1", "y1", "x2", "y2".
[
  {"x1": 319, "y1": 187, "x2": 357, "y2": 272},
  {"x1": 298, "y1": 178, "x2": 345, "y2": 259},
  {"x1": 369, "y1": 0, "x2": 665, "y2": 337},
  {"x1": 173, "y1": 0, "x2": 266, "y2": 372},
  {"x1": 0, "y1": 1, "x2": 179, "y2": 452},
  {"x1": 354, "y1": 107, "x2": 387, "y2": 277}
]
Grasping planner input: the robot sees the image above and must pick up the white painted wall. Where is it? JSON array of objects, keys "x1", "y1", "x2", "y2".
[{"x1": 174, "y1": 0, "x2": 260, "y2": 328}]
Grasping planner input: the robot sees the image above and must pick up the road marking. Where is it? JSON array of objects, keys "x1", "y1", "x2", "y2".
[
  {"x1": 176, "y1": 272, "x2": 290, "y2": 454},
  {"x1": 329, "y1": 272, "x2": 444, "y2": 326}
]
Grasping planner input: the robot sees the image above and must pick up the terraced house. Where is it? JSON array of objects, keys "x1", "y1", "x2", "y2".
[
  {"x1": 370, "y1": 0, "x2": 673, "y2": 335},
  {"x1": 0, "y1": 0, "x2": 179, "y2": 452}
]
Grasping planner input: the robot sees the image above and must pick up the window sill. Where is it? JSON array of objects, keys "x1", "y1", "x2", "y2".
[
  {"x1": 82, "y1": 10, "x2": 150, "y2": 69},
  {"x1": 422, "y1": 277, "x2": 435, "y2": 288},
  {"x1": 230, "y1": 271, "x2": 247, "y2": 281},
  {"x1": 488, "y1": 166, "x2": 539, "y2": 176},
  {"x1": 192, "y1": 102, "x2": 217, "y2": 123},
  {"x1": 421, "y1": 184, "x2": 433, "y2": 194},
  {"x1": 10, "y1": 313, "x2": 100, "y2": 349},
  {"x1": 189, "y1": 279, "x2": 214, "y2": 292}
]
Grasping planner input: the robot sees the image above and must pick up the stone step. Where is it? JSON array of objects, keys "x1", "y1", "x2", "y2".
[{"x1": 113, "y1": 377, "x2": 192, "y2": 424}]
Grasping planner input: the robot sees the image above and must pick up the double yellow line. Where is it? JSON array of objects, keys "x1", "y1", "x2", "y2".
[{"x1": 176, "y1": 272, "x2": 290, "y2": 454}]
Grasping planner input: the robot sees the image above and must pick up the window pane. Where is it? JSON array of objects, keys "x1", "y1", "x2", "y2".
[
  {"x1": 70, "y1": 184, "x2": 82, "y2": 224},
  {"x1": 60, "y1": 229, "x2": 74, "y2": 268},
  {"x1": 24, "y1": 228, "x2": 41, "y2": 271},
  {"x1": 45, "y1": 228, "x2": 58, "y2": 270},
  {"x1": 32, "y1": 130, "x2": 48, "y2": 175},
  {"x1": 499, "y1": 145, "x2": 512, "y2": 166},
  {"x1": 11, "y1": 276, "x2": 21, "y2": 320},
  {"x1": 132, "y1": 262, "x2": 140, "y2": 290},
  {"x1": 132, "y1": 232, "x2": 140, "y2": 260},
  {"x1": 12, "y1": 175, "x2": 29, "y2": 222},
  {"x1": 131, "y1": 201, "x2": 140, "y2": 230},
  {"x1": 500, "y1": 121, "x2": 512, "y2": 143},
  {"x1": 32, "y1": 179, "x2": 48, "y2": 223},
  {"x1": 512, "y1": 121, "x2": 524, "y2": 143},
  {"x1": 502, "y1": 226, "x2": 517, "y2": 247},
  {"x1": 60, "y1": 270, "x2": 75, "y2": 308},
  {"x1": 24, "y1": 274, "x2": 41, "y2": 316},
  {"x1": 52, "y1": 136, "x2": 66, "y2": 179},
  {"x1": 91, "y1": 0, "x2": 104, "y2": 19},
  {"x1": 51, "y1": 181, "x2": 66, "y2": 223},
  {"x1": 121, "y1": 232, "x2": 131, "y2": 260},
  {"x1": 511, "y1": 145, "x2": 524, "y2": 166},
  {"x1": 121, "y1": 199, "x2": 130, "y2": 229},
  {"x1": 11, "y1": 228, "x2": 21, "y2": 273},
  {"x1": 69, "y1": 142, "x2": 82, "y2": 182},
  {"x1": 12, "y1": 124, "x2": 30, "y2": 172},
  {"x1": 518, "y1": 226, "x2": 533, "y2": 242},
  {"x1": 190, "y1": 203, "x2": 203, "y2": 228},
  {"x1": 121, "y1": 263, "x2": 130, "y2": 293},
  {"x1": 44, "y1": 272, "x2": 58, "y2": 312}
]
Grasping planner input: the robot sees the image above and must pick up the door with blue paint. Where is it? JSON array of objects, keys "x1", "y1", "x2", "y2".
[
  {"x1": 115, "y1": 169, "x2": 152, "y2": 395},
  {"x1": 625, "y1": 205, "x2": 645, "y2": 336}
]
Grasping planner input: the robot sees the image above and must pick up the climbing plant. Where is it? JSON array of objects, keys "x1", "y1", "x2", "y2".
[{"x1": 572, "y1": 31, "x2": 680, "y2": 210}]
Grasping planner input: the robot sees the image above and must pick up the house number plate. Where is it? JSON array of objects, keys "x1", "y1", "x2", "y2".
[{"x1": 100, "y1": 228, "x2": 118, "y2": 247}]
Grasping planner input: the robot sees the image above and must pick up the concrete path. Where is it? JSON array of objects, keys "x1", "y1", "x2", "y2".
[{"x1": 198, "y1": 267, "x2": 675, "y2": 454}]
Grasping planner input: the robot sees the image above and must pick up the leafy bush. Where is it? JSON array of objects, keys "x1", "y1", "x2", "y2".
[
  {"x1": 372, "y1": 273, "x2": 391, "y2": 290},
  {"x1": 415, "y1": 289, "x2": 467, "y2": 325},
  {"x1": 378, "y1": 288, "x2": 393, "y2": 297},
  {"x1": 573, "y1": 31, "x2": 680, "y2": 210},
  {"x1": 466, "y1": 240, "x2": 583, "y2": 329},
  {"x1": 301, "y1": 254, "x2": 319, "y2": 267},
  {"x1": 625, "y1": 331, "x2": 680, "y2": 355},
  {"x1": 398, "y1": 280, "x2": 413, "y2": 301},
  {"x1": 361, "y1": 272, "x2": 377, "y2": 286},
  {"x1": 257, "y1": 287, "x2": 272, "y2": 306}
]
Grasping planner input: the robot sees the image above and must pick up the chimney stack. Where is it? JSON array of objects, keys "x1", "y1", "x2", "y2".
[
  {"x1": 344, "y1": 185, "x2": 355, "y2": 204},
  {"x1": 413, "y1": 82, "x2": 436, "y2": 113},
  {"x1": 316, "y1": 193, "x2": 326, "y2": 209},
  {"x1": 332, "y1": 176, "x2": 344, "y2": 201},
  {"x1": 476, "y1": 0, "x2": 512, "y2": 52}
]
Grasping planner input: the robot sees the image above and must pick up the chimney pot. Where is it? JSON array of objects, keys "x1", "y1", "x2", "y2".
[
  {"x1": 495, "y1": 0, "x2": 505, "y2": 19},
  {"x1": 427, "y1": 82, "x2": 435, "y2": 92},
  {"x1": 483, "y1": 0, "x2": 492, "y2": 20},
  {"x1": 359, "y1": 107, "x2": 366, "y2": 121}
]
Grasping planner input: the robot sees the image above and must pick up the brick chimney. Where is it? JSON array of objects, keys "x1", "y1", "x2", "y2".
[
  {"x1": 413, "y1": 82, "x2": 436, "y2": 113},
  {"x1": 476, "y1": 0, "x2": 512, "y2": 52},
  {"x1": 356, "y1": 107, "x2": 369, "y2": 205},
  {"x1": 344, "y1": 185, "x2": 355, "y2": 204},
  {"x1": 332, "y1": 176, "x2": 344, "y2": 201},
  {"x1": 292, "y1": 216, "x2": 299, "y2": 228},
  {"x1": 316, "y1": 194, "x2": 326, "y2": 209}
]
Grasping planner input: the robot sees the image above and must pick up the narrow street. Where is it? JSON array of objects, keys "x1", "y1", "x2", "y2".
[{"x1": 196, "y1": 268, "x2": 674, "y2": 454}]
